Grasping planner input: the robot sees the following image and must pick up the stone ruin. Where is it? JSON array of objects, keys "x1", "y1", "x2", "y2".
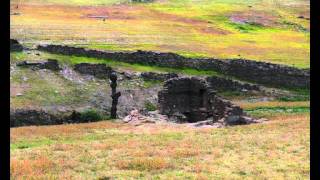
[
  {"x1": 206, "y1": 76, "x2": 261, "y2": 92},
  {"x1": 158, "y1": 77, "x2": 261, "y2": 125},
  {"x1": 16, "y1": 59, "x2": 61, "y2": 71},
  {"x1": 74, "y1": 63, "x2": 113, "y2": 79}
]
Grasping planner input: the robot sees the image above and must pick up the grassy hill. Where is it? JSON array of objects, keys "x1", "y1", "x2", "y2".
[{"x1": 10, "y1": 0, "x2": 309, "y2": 68}]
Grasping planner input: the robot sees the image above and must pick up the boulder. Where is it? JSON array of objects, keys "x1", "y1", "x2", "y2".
[{"x1": 10, "y1": 39, "x2": 23, "y2": 52}]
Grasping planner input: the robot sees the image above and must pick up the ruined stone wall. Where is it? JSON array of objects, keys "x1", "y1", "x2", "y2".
[
  {"x1": 37, "y1": 45, "x2": 310, "y2": 88},
  {"x1": 210, "y1": 95, "x2": 244, "y2": 123},
  {"x1": 158, "y1": 77, "x2": 257, "y2": 125},
  {"x1": 206, "y1": 76, "x2": 261, "y2": 92},
  {"x1": 158, "y1": 77, "x2": 213, "y2": 122},
  {"x1": 10, "y1": 109, "x2": 103, "y2": 127},
  {"x1": 74, "y1": 63, "x2": 113, "y2": 79},
  {"x1": 17, "y1": 59, "x2": 61, "y2": 71},
  {"x1": 10, "y1": 109, "x2": 68, "y2": 127},
  {"x1": 213, "y1": 59, "x2": 310, "y2": 89}
]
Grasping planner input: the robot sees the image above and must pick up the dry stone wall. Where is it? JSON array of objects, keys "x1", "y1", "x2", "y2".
[
  {"x1": 10, "y1": 109, "x2": 70, "y2": 127},
  {"x1": 37, "y1": 45, "x2": 309, "y2": 89},
  {"x1": 206, "y1": 76, "x2": 261, "y2": 92},
  {"x1": 74, "y1": 63, "x2": 113, "y2": 79},
  {"x1": 10, "y1": 109, "x2": 103, "y2": 127}
]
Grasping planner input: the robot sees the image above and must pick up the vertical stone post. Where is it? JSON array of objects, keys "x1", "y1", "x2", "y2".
[{"x1": 109, "y1": 72, "x2": 121, "y2": 119}]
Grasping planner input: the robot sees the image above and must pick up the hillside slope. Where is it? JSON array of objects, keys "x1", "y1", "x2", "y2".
[{"x1": 10, "y1": 0, "x2": 309, "y2": 67}]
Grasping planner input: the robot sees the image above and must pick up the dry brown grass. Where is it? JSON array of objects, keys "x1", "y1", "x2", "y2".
[
  {"x1": 11, "y1": 155, "x2": 57, "y2": 179},
  {"x1": 10, "y1": 114, "x2": 309, "y2": 179},
  {"x1": 10, "y1": 121, "x2": 122, "y2": 142},
  {"x1": 116, "y1": 157, "x2": 172, "y2": 171}
]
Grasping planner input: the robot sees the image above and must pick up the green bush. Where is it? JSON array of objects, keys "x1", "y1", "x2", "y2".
[
  {"x1": 78, "y1": 109, "x2": 107, "y2": 122},
  {"x1": 144, "y1": 101, "x2": 157, "y2": 111}
]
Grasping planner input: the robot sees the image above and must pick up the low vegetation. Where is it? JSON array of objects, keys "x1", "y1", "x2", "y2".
[
  {"x1": 144, "y1": 100, "x2": 157, "y2": 111},
  {"x1": 11, "y1": 113, "x2": 309, "y2": 179},
  {"x1": 78, "y1": 109, "x2": 109, "y2": 122}
]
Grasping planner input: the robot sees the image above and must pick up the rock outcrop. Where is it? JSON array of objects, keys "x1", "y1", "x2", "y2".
[{"x1": 10, "y1": 39, "x2": 23, "y2": 52}]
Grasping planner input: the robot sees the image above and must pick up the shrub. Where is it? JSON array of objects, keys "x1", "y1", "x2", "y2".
[
  {"x1": 144, "y1": 101, "x2": 157, "y2": 111},
  {"x1": 78, "y1": 109, "x2": 107, "y2": 122}
]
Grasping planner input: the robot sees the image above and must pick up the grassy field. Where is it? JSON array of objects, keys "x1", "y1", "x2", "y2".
[
  {"x1": 10, "y1": 0, "x2": 309, "y2": 68},
  {"x1": 10, "y1": 113, "x2": 309, "y2": 179}
]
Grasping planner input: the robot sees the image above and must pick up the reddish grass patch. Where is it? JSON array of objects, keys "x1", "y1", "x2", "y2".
[
  {"x1": 10, "y1": 83, "x2": 30, "y2": 97},
  {"x1": 145, "y1": 9, "x2": 230, "y2": 35},
  {"x1": 229, "y1": 10, "x2": 280, "y2": 27},
  {"x1": 11, "y1": 156, "x2": 57, "y2": 178},
  {"x1": 10, "y1": 121, "x2": 122, "y2": 142}
]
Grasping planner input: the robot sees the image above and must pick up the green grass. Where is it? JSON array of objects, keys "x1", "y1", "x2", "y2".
[
  {"x1": 228, "y1": 21, "x2": 265, "y2": 33},
  {"x1": 144, "y1": 100, "x2": 157, "y2": 111},
  {"x1": 11, "y1": 137, "x2": 55, "y2": 150},
  {"x1": 10, "y1": 52, "x2": 27, "y2": 63},
  {"x1": 10, "y1": 67, "x2": 90, "y2": 107},
  {"x1": 245, "y1": 106, "x2": 309, "y2": 118},
  {"x1": 277, "y1": 87, "x2": 310, "y2": 102},
  {"x1": 142, "y1": 79, "x2": 162, "y2": 88}
]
